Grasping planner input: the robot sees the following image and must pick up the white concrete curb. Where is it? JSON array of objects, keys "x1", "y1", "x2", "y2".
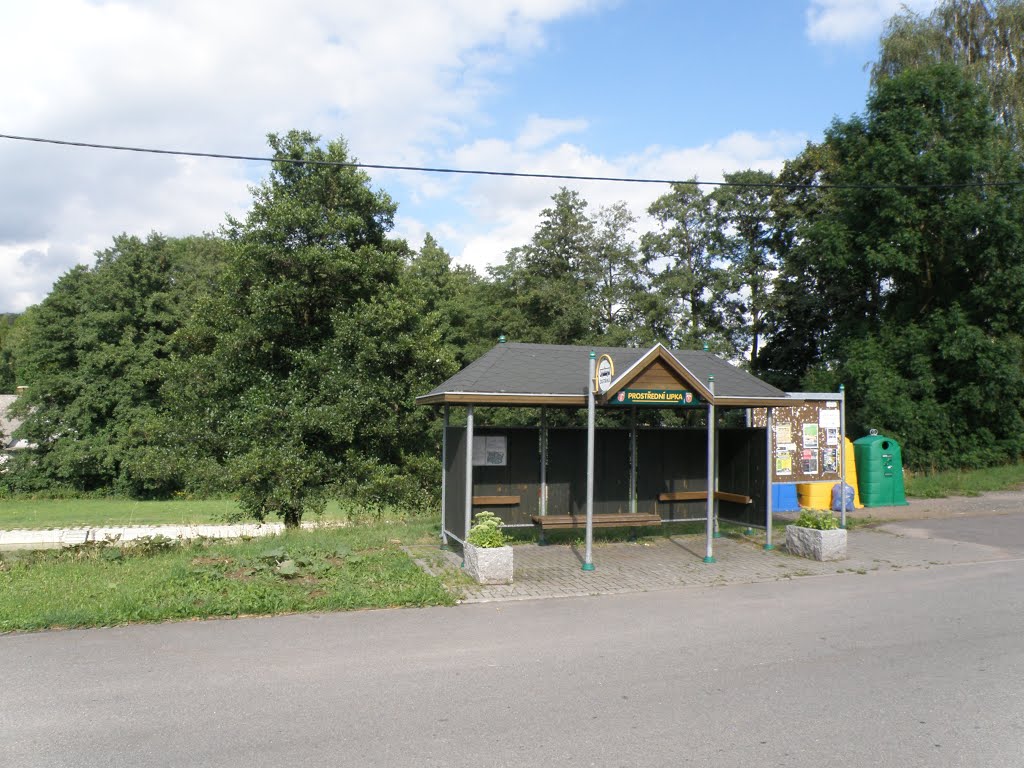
[{"x1": 0, "y1": 521, "x2": 335, "y2": 549}]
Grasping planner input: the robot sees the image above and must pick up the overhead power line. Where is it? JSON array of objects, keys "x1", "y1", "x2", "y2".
[{"x1": 1, "y1": 132, "x2": 1022, "y2": 191}]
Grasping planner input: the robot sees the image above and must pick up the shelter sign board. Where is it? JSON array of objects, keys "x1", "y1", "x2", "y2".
[{"x1": 608, "y1": 389, "x2": 701, "y2": 407}]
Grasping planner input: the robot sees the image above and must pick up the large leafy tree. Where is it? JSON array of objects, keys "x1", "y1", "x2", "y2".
[
  {"x1": 167, "y1": 131, "x2": 452, "y2": 525},
  {"x1": 762, "y1": 64, "x2": 1024, "y2": 468},
  {"x1": 490, "y1": 188, "x2": 598, "y2": 344},
  {"x1": 873, "y1": 0, "x2": 1024, "y2": 144},
  {"x1": 404, "y1": 234, "x2": 495, "y2": 367},
  {"x1": 590, "y1": 202, "x2": 654, "y2": 346},
  {"x1": 0, "y1": 313, "x2": 21, "y2": 393},
  {"x1": 754, "y1": 142, "x2": 848, "y2": 389},
  {"x1": 710, "y1": 169, "x2": 779, "y2": 366},
  {"x1": 641, "y1": 182, "x2": 737, "y2": 353},
  {"x1": 10, "y1": 234, "x2": 229, "y2": 493}
]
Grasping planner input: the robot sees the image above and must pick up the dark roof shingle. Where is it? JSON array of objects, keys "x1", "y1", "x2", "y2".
[{"x1": 418, "y1": 343, "x2": 789, "y2": 406}]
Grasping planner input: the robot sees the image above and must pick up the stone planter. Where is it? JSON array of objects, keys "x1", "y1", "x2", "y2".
[
  {"x1": 786, "y1": 525, "x2": 847, "y2": 561},
  {"x1": 464, "y1": 543, "x2": 514, "y2": 585}
]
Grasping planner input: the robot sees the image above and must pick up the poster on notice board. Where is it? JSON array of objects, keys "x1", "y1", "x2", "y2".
[{"x1": 472, "y1": 435, "x2": 507, "y2": 466}]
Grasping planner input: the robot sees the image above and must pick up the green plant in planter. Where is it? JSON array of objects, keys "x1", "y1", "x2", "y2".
[
  {"x1": 466, "y1": 511, "x2": 508, "y2": 548},
  {"x1": 794, "y1": 509, "x2": 840, "y2": 530}
]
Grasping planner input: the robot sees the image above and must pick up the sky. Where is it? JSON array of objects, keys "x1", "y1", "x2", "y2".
[{"x1": 0, "y1": 0, "x2": 941, "y2": 313}]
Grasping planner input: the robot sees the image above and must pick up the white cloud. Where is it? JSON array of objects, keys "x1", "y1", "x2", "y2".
[
  {"x1": 0, "y1": 0, "x2": 893, "y2": 314},
  {"x1": 445, "y1": 125, "x2": 806, "y2": 276},
  {"x1": 516, "y1": 116, "x2": 590, "y2": 150},
  {"x1": 806, "y1": 0, "x2": 939, "y2": 44},
  {"x1": 0, "y1": 0, "x2": 603, "y2": 311}
]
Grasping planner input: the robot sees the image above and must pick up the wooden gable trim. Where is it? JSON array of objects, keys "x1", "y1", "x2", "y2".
[{"x1": 601, "y1": 344, "x2": 712, "y2": 403}]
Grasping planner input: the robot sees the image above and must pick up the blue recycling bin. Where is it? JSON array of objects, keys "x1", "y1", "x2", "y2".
[{"x1": 772, "y1": 483, "x2": 800, "y2": 512}]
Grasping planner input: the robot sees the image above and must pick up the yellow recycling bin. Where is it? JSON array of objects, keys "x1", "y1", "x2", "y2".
[{"x1": 797, "y1": 437, "x2": 863, "y2": 509}]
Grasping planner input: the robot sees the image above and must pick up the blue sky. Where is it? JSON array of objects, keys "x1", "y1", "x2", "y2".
[
  {"x1": 492, "y1": 3, "x2": 867, "y2": 146},
  {"x1": 0, "y1": 0, "x2": 938, "y2": 312}
]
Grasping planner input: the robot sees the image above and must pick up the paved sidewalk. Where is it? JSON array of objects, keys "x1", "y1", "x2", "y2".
[{"x1": 407, "y1": 520, "x2": 1020, "y2": 603}]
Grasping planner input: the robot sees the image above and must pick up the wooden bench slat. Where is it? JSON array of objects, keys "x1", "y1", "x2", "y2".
[
  {"x1": 658, "y1": 491, "x2": 708, "y2": 502},
  {"x1": 472, "y1": 495, "x2": 521, "y2": 506},
  {"x1": 531, "y1": 514, "x2": 662, "y2": 530},
  {"x1": 714, "y1": 491, "x2": 753, "y2": 505},
  {"x1": 657, "y1": 491, "x2": 753, "y2": 505}
]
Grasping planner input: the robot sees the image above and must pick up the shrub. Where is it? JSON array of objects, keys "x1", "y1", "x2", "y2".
[
  {"x1": 793, "y1": 509, "x2": 840, "y2": 530},
  {"x1": 336, "y1": 453, "x2": 438, "y2": 515},
  {"x1": 466, "y1": 511, "x2": 507, "y2": 548}
]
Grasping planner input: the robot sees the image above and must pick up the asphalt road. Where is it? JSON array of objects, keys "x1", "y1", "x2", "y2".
[
  {"x1": 3, "y1": 515, "x2": 1024, "y2": 768},
  {"x1": 884, "y1": 512, "x2": 1024, "y2": 552}
]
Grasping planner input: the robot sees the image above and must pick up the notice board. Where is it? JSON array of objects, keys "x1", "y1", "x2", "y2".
[{"x1": 751, "y1": 399, "x2": 844, "y2": 484}]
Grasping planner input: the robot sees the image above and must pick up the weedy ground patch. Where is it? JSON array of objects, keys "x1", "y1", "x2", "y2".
[
  {"x1": 0, "y1": 520, "x2": 454, "y2": 633},
  {"x1": 904, "y1": 462, "x2": 1024, "y2": 498}
]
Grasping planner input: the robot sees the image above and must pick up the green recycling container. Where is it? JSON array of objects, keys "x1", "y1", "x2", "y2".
[{"x1": 853, "y1": 433, "x2": 908, "y2": 507}]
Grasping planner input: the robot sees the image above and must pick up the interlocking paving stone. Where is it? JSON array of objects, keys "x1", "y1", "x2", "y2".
[{"x1": 407, "y1": 525, "x2": 1016, "y2": 604}]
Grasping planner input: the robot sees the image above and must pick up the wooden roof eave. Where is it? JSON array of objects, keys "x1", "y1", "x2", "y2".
[
  {"x1": 417, "y1": 393, "x2": 796, "y2": 409},
  {"x1": 714, "y1": 396, "x2": 799, "y2": 408}
]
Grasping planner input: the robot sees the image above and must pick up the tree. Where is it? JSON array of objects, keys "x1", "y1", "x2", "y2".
[
  {"x1": 590, "y1": 202, "x2": 653, "y2": 345},
  {"x1": 761, "y1": 64, "x2": 1024, "y2": 468},
  {"x1": 641, "y1": 182, "x2": 737, "y2": 353},
  {"x1": 167, "y1": 131, "x2": 453, "y2": 526},
  {"x1": 873, "y1": 0, "x2": 1024, "y2": 144},
  {"x1": 754, "y1": 141, "x2": 848, "y2": 389},
  {"x1": 10, "y1": 234, "x2": 229, "y2": 494},
  {"x1": 490, "y1": 188, "x2": 598, "y2": 344},
  {"x1": 710, "y1": 169, "x2": 779, "y2": 366},
  {"x1": 404, "y1": 234, "x2": 495, "y2": 367},
  {"x1": 0, "y1": 314, "x2": 21, "y2": 393}
]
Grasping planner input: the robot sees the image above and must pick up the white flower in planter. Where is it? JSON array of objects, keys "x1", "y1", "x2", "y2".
[{"x1": 464, "y1": 511, "x2": 513, "y2": 585}]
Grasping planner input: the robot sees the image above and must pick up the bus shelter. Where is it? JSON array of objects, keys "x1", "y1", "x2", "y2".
[{"x1": 417, "y1": 341, "x2": 823, "y2": 570}]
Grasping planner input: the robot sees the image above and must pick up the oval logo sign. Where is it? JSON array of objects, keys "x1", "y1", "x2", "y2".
[{"x1": 596, "y1": 354, "x2": 615, "y2": 393}]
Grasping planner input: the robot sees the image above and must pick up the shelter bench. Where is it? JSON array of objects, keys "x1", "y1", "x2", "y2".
[
  {"x1": 472, "y1": 495, "x2": 521, "y2": 506},
  {"x1": 530, "y1": 513, "x2": 662, "y2": 530},
  {"x1": 657, "y1": 491, "x2": 753, "y2": 505}
]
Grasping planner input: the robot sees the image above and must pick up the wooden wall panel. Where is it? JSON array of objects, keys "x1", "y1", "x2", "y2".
[{"x1": 630, "y1": 360, "x2": 689, "y2": 390}]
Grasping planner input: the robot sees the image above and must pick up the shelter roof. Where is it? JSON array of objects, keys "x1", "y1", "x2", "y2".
[{"x1": 416, "y1": 342, "x2": 791, "y2": 407}]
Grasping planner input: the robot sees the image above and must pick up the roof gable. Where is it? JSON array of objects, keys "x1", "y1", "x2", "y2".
[{"x1": 601, "y1": 344, "x2": 710, "y2": 402}]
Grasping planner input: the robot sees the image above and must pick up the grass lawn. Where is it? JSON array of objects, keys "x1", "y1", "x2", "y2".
[
  {"x1": 0, "y1": 498, "x2": 365, "y2": 530},
  {"x1": 0, "y1": 519, "x2": 456, "y2": 633},
  {"x1": 904, "y1": 462, "x2": 1024, "y2": 498}
]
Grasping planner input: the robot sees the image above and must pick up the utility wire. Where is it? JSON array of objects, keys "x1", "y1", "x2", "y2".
[{"x1": 1, "y1": 132, "x2": 1022, "y2": 190}]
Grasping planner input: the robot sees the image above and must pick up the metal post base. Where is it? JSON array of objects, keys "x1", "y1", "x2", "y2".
[
  {"x1": 703, "y1": 556, "x2": 716, "y2": 564},
  {"x1": 712, "y1": 531, "x2": 722, "y2": 539},
  {"x1": 582, "y1": 562, "x2": 595, "y2": 572},
  {"x1": 763, "y1": 543, "x2": 775, "y2": 551}
]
